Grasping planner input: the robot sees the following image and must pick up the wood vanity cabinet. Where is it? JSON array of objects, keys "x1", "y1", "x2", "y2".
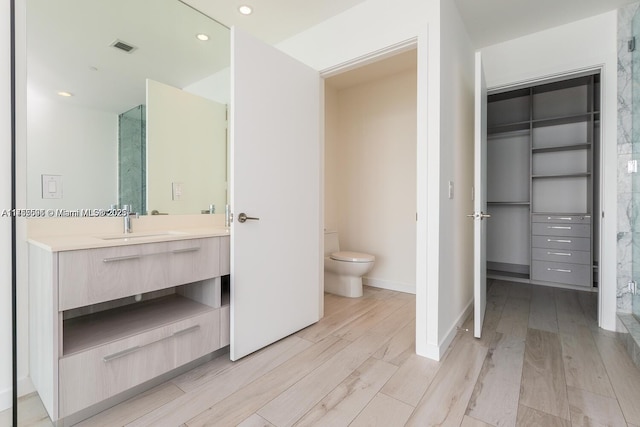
[{"x1": 28, "y1": 235, "x2": 231, "y2": 423}]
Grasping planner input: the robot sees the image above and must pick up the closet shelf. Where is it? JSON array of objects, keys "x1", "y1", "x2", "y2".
[
  {"x1": 487, "y1": 201, "x2": 530, "y2": 206},
  {"x1": 532, "y1": 172, "x2": 590, "y2": 179},
  {"x1": 532, "y1": 143, "x2": 591, "y2": 154},
  {"x1": 488, "y1": 121, "x2": 530, "y2": 135},
  {"x1": 531, "y1": 211, "x2": 591, "y2": 216},
  {"x1": 532, "y1": 112, "x2": 595, "y2": 128}
]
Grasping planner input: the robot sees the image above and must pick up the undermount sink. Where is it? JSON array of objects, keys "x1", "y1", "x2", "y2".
[{"x1": 96, "y1": 231, "x2": 188, "y2": 241}]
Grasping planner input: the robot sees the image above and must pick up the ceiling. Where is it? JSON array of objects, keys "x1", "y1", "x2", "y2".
[
  {"x1": 455, "y1": 0, "x2": 637, "y2": 48},
  {"x1": 182, "y1": 0, "x2": 369, "y2": 45},
  {"x1": 184, "y1": 0, "x2": 636, "y2": 48},
  {"x1": 27, "y1": 0, "x2": 230, "y2": 113},
  {"x1": 27, "y1": 0, "x2": 636, "y2": 114}
]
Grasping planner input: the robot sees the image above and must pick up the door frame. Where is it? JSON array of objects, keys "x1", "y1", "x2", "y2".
[
  {"x1": 319, "y1": 36, "x2": 424, "y2": 328},
  {"x1": 485, "y1": 65, "x2": 605, "y2": 327}
]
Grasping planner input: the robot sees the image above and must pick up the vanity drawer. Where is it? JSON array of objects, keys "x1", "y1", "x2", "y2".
[
  {"x1": 531, "y1": 261, "x2": 591, "y2": 287},
  {"x1": 532, "y1": 248, "x2": 591, "y2": 265},
  {"x1": 59, "y1": 238, "x2": 220, "y2": 310},
  {"x1": 174, "y1": 310, "x2": 220, "y2": 367},
  {"x1": 531, "y1": 235, "x2": 590, "y2": 252},
  {"x1": 59, "y1": 310, "x2": 217, "y2": 417},
  {"x1": 220, "y1": 305, "x2": 230, "y2": 347},
  {"x1": 219, "y1": 236, "x2": 230, "y2": 276},
  {"x1": 531, "y1": 222, "x2": 590, "y2": 238},
  {"x1": 531, "y1": 214, "x2": 591, "y2": 224}
]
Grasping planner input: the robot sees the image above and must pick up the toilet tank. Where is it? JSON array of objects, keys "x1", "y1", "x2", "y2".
[{"x1": 324, "y1": 230, "x2": 340, "y2": 256}]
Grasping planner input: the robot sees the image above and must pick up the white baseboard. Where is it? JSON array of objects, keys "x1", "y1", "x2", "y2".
[
  {"x1": 417, "y1": 298, "x2": 473, "y2": 361},
  {"x1": 363, "y1": 277, "x2": 416, "y2": 294},
  {"x1": 18, "y1": 375, "x2": 34, "y2": 398},
  {"x1": 0, "y1": 387, "x2": 10, "y2": 413},
  {"x1": 0, "y1": 376, "x2": 36, "y2": 412},
  {"x1": 438, "y1": 298, "x2": 473, "y2": 358}
]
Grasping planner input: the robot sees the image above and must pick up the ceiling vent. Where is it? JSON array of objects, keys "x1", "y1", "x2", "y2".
[{"x1": 110, "y1": 39, "x2": 138, "y2": 54}]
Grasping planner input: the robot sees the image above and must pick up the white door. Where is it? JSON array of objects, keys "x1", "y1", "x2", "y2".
[
  {"x1": 230, "y1": 27, "x2": 322, "y2": 360},
  {"x1": 472, "y1": 51, "x2": 489, "y2": 338}
]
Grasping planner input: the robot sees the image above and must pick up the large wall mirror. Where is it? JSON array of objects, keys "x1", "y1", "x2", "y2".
[{"x1": 25, "y1": 0, "x2": 230, "y2": 215}]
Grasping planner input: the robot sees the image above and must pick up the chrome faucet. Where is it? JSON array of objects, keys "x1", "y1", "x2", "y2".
[{"x1": 122, "y1": 204, "x2": 139, "y2": 234}]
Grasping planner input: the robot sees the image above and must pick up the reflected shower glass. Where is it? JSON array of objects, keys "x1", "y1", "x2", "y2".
[{"x1": 632, "y1": 7, "x2": 640, "y2": 321}]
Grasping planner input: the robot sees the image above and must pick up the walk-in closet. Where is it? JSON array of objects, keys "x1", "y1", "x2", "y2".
[{"x1": 486, "y1": 72, "x2": 600, "y2": 290}]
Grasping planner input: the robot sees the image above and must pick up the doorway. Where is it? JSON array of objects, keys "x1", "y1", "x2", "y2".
[
  {"x1": 484, "y1": 70, "x2": 602, "y2": 325},
  {"x1": 323, "y1": 48, "x2": 418, "y2": 295}
]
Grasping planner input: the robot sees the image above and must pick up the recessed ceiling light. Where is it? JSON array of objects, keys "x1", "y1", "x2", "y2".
[
  {"x1": 57, "y1": 91, "x2": 73, "y2": 97},
  {"x1": 196, "y1": 33, "x2": 209, "y2": 41},
  {"x1": 238, "y1": 5, "x2": 253, "y2": 15}
]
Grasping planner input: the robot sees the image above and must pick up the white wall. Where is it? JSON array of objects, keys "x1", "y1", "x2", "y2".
[
  {"x1": 26, "y1": 88, "x2": 118, "y2": 210},
  {"x1": 0, "y1": 0, "x2": 13, "y2": 413},
  {"x1": 481, "y1": 11, "x2": 618, "y2": 331},
  {"x1": 433, "y1": 0, "x2": 475, "y2": 354},
  {"x1": 324, "y1": 84, "x2": 340, "y2": 231},
  {"x1": 326, "y1": 68, "x2": 417, "y2": 293},
  {"x1": 184, "y1": 67, "x2": 230, "y2": 105},
  {"x1": 146, "y1": 79, "x2": 227, "y2": 215},
  {"x1": 278, "y1": 0, "x2": 475, "y2": 359}
]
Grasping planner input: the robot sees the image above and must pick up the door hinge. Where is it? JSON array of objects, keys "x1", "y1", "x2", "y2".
[{"x1": 630, "y1": 37, "x2": 636, "y2": 52}]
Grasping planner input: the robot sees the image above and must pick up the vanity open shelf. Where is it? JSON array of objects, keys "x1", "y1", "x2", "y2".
[
  {"x1": 62, "y1": 294, "x2": 216, "y2": 356},
  {"x1": 28, "y1": 232, "x2": 230, "y2": 424}
]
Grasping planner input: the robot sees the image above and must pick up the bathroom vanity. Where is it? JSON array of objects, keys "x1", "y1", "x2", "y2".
[{"x1": 27, "y1": 228, "x2": 230, "y2": 423}]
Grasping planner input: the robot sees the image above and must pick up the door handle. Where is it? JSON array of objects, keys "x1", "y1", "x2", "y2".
[
  {"x1": 466, "y1": 212, "x2": 491, "y2": 220},
  {"x1": 237, "y1": 212, "x2": 260, "y2": 223}
]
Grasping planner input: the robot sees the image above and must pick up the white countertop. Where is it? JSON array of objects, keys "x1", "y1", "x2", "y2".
[{"x1": 28, "y1": 226, "x2": 230, "y2": 252}]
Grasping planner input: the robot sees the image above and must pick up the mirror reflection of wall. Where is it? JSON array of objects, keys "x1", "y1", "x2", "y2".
[
  {"x1": 146, "y1": 80, "x2": 227, "y2": 215},
  {"x1": 25, "y1": 0, "x2": 230, "y2": 214}
]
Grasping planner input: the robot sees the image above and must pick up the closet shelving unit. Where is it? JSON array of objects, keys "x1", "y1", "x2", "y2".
[{"x1": 486, "y1": 73, "x2": 600, "y2": 289}]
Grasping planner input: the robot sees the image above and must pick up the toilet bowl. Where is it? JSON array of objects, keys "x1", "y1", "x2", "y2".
[{"x1": 324, "y1": 230, "x2": 375, "y2": 298}]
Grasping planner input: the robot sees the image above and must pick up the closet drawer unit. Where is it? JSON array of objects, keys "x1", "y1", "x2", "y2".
[
  {"x1": 531, "y1": 235, "x2": 590, "y2": 252},
  {"x1": 531, "y1": 261, "x2": 591, "y2": 287},
  {"x1": 531, "y1": 214, "x2": 591, "y2": 224},
  {"x1": 59, "y1": 310, "x2": 217, "y2": 417},
  {"x1": 531, "y1": 248, "x2": 590, "y2": 265},
  {"x1": 531, "y1": 222, "x2": 590, "y2": 238},
  {"x1": 59, "y1": 238, "x2": 219, "y2": 311}
]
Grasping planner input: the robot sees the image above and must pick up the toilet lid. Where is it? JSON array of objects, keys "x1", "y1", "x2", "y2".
[{"x1": 330, "y1": 251, "x2": 375, "y2": 263}]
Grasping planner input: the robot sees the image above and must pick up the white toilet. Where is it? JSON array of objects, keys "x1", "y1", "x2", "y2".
[{"x1": 324, "y1": 230, "x2": 375, "y2": 298}]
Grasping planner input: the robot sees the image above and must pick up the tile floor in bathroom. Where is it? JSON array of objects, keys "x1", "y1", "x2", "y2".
[{"x1": 4, "y1": 281, "x2": 640, "y2": 426}]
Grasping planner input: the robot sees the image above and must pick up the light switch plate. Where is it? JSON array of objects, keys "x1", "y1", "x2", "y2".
[
  {"x1": 172, "y1": 182, "x2": 183, "y2": 201},
  {"x1": 628, "y1": 160, "x2": 638, "y2": 174},
  {"x1": 42, "y1": 174, "x2": 62, "y2": 199}
]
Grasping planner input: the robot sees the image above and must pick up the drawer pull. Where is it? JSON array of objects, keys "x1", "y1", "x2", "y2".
[
  {"x1": 547, "y1": 239, "x2": 572, "y2": 243},
  {"x1": 548, "y1": 226, "x2": 571, "y2": 230},
  {"x1": 103, "y1": 346, "x2": 141, "y2": 362},
  {"x1": 547, "y1": 252, "x2": 571, "y2": 256},
  {"x1": 548, "y1": 268, "x2": 571, "y2": 273},
  {"x1": 103, "y1": 255, "x2": 141, "y2": 263},
  {"x1": 172, "y1": 325, "x2": 200, "y2": 336},
  {"x1": 102, "y1": 325, "x2": 200, "y2": 363},
  {"x1": 548, "y1": 217, "x2": 573, "y2": 221},
  {"x1": 171, "y1": 247, "x2": 200, "y2": 254}
]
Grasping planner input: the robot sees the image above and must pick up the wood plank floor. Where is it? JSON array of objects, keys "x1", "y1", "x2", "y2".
[{"x1": 9, "y1": 281, "x2": 640, "y2": 426}]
